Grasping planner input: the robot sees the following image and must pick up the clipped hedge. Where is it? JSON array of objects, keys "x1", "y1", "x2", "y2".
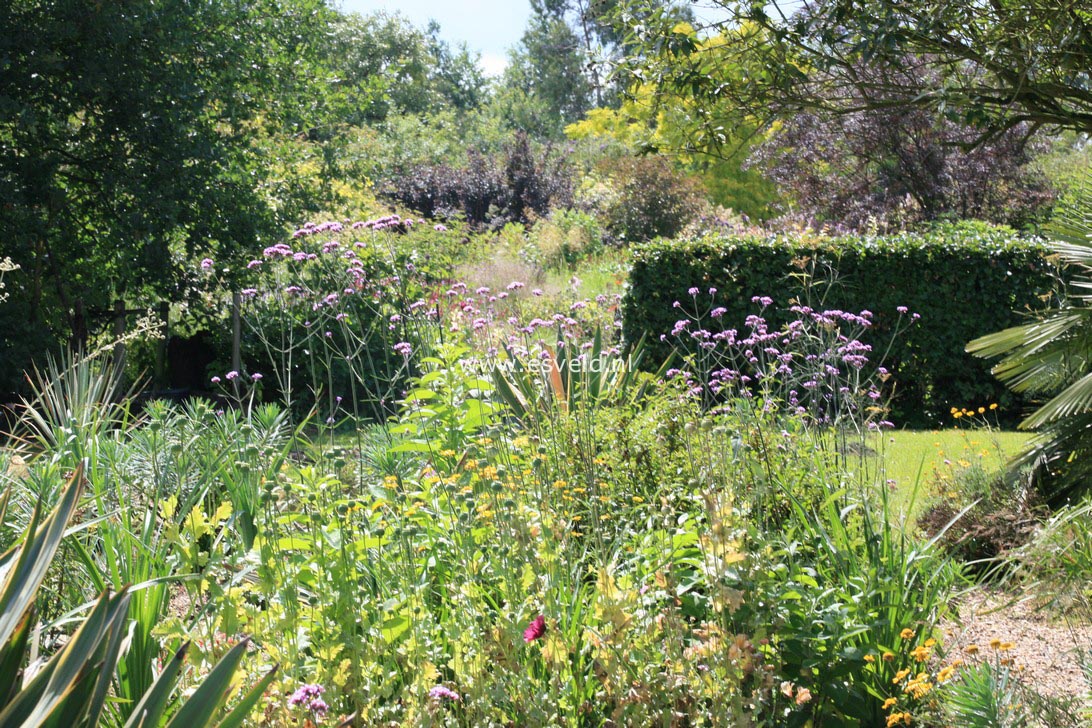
[{"x1": 623, "y1": 221, "x2": 1056, "y2": 427}]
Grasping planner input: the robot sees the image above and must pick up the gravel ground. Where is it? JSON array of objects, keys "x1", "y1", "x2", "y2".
[{"x1": 943, "y1": 589, "x2": 1092, "y2": 700}]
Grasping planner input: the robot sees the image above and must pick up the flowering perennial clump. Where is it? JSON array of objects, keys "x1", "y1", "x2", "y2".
[{"x1": 289, "y1": 683, "x2": 328, "y2": 717}]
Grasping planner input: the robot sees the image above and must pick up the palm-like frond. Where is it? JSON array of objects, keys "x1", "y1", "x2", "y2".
[{"x1": 967, "y1": 173, "x2": 1092, "y2": 505}]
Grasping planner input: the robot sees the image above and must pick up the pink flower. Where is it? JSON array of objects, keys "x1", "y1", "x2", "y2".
[
  {"x1": 523, "y1": 615, "x2": 546, "y2": 643},
  {"x1": 429, "y1": 685, "x2": 460, "y2": 701},
  {"x1": 200, "y1": 257, "x2": 213, "y2": 270}
]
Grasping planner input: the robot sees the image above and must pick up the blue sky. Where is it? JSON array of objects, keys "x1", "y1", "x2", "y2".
[{"x1": 333, "y1": 0, "x2": 531, "y2": 76}]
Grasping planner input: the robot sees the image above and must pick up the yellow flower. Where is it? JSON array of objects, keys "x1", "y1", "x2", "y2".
[
  {"x1": 964, "y1": 644, "x2": 979, "y2": 655},
  {"x1": 864, "y1": 655, "x2": 876, "y2": 663},
  {"x1": 937, "y1": 665, "x2": 957, "y2": 683},
  {"x1": 924, "y1": 638, "x2": 937, "y2": 648},
  {"x1": 893, "y1": 668, "x2": 910, "y2": 684},
  {"x1": 883, "y1": 651, "x2": 896, "y2": 662},
  {"x1": 900, "y1": 628, "x2": 916, "y2": 640},
  {"x1": 910, "y1": 645, "x2": 930, "y2": 662},
  {"x1": 989, "y1": 403, "x2": 999, "y2": 410},
  {"x1": 978, "y1": 406, "x2": 986, "y2": 414},
  {"x1": 882, "y1": 697, "x2": 898, "y2": 710},
  {"x1": 1000, "y1": 642, "x2": 1014, "y2": 651},
  {"x1": 989, "y1": 638, "x2": 1002, "y2": 649},
  {"x1": 953, "y1": 412, "x2": 963, "y2": 419}
]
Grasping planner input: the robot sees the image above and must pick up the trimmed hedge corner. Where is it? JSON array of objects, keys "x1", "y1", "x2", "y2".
[{"x1": 623, "y1": 222, "x2": 1056, "y2": 427}]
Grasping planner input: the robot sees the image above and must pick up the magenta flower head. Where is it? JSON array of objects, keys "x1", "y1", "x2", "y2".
[
  {"x1": 200, "y1": 257, "x2": 213, "y2": 270},
  {"x1": 523, "y1": 614, "x2": 546, "y2": 643},
  {"x1": 288, "y1": 684, "x2": 325, "y2": 711},
  {"x1": 429, "y1": 685, "x2": 460, "y2": 701},
  {"x1": 225, "y1": 370, "x2": 239, "y2": 381},
  {"x1": 210, "y1": 376, "x2": 221, "y2": 384},
  {"x1": 251, "y1": 372, "x2": 263, "y2": 381}
]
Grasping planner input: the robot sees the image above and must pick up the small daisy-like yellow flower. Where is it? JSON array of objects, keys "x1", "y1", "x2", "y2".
[
  {"x1": 989, "y1": 638, "x2": 1002, "y2": 649},
  {"x1": 864, "y1": 655, "x2": 876, "y2": 663},
  {"x1": 1000, "y1": 641, "x2": 1014, "y2": 651},
  {"x1": 900, "y1": 628, "x2": 916, "y2": 640},
  {"x1": 953, "y1": 411, "x2": 963, "y2": 419},
  {"x1": 964, "y1": 644, "x2": 979, "y2": 655},
  {"x1": 989, "y1": 403, "x2": 998, "y2": 410},
  {"x1": 882, "y1": 697, "x2": 898, "y2": 710},
  {"x1": 910, "y1": 645, "x2": 930, "y2": 662},
  {"x1": 883, "y1": 651, "x2": 896, "y2": 662},
  {"x1": 892, "y1": 668, "x2": 910, "y2": 684},
  {"x1": 924, "y1": 638, "x2": 936, "y2": 648},
  {"x1": 978, "y1": 406, "x2": 986, "y2": 414}
]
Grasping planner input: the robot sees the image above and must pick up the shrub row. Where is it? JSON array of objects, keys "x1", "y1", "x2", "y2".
[{"x1": 623, "y1": 221, "x2": 1056, "y2": 427}]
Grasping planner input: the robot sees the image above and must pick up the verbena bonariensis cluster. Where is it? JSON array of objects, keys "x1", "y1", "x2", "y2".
[
  {"x1": 202, "y1": 215, "x2": 623, "y2": 423},
  {"x1": 666, "y1": 288, "x2": 919, "y2": 432}
]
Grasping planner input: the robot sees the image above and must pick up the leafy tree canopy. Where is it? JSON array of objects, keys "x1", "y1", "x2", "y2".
[
  {"x1": 612, "y1": 0, "x2": 1092, "y2": 148},
  {"x1": 0, "y1": 0, "x2": 332, "y2": 364}
]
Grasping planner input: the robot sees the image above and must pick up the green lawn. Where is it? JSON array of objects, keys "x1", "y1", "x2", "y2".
[{"x1": 868, "y1": 428, "x2": 1032, "y2": 521}]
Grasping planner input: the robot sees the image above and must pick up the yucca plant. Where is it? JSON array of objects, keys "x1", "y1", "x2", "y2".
[
  {"x1": 967, "y1": 179, "x2": 1092, "y2": 506},
  {"x1": 492, "y1": 329, "x2": 671, "y2": 421},
  {"x1": 16, "y1": 353, "x2": 134, "y2": 467},
  {"x1": 0, "y1": 467, "x2": 276, "y2": 728}
]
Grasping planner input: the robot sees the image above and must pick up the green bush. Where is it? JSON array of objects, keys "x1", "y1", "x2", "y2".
[
  {"x1": 585, "y1": 155, "x2": 705, "y2": 244},
  {"x1": 624, "y1": 221, "x2": 1055, "y2": 427}
]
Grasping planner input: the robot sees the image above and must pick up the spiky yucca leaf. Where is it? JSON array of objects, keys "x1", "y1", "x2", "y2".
[{"x1": 0, "y1": 469, "x2": 275, "y2": 727}]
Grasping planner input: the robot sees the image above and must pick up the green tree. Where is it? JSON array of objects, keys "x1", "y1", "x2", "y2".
[
  {"x1": 499, "y1": 2, "x2": 595, "y2": 136},
  {"x1": 0, "y1": 0, "x2": 331, "y2": 394},
  {"x1": 319, "y1": 13, "x2": 488, "y2": 127},
  {"x1": 614, "y1": 0, "x2": 1092, "y2": 141}
]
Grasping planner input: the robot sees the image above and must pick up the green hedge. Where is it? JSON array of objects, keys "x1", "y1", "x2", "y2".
[{"x1": 623, "y1": 221, "x2": 1056, "y2": 427}]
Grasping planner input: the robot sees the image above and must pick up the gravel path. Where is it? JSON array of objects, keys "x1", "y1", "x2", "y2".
[{"x1": 943, "y1": 589, "x2": 1092, "y2": 699}]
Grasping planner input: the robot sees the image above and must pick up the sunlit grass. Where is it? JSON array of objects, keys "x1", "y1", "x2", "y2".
[{"x1": 871, "y1": 429, "x2": 1032, "y2": 521}]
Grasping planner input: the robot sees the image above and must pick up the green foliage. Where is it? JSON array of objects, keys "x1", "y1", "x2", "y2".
[
  {"x1": 498, "y1": 4, "x2": 593, "y2": 137},
  {"x1": 1005, "y1": 496, "x2": 1092, "y2": 618},
  {"x1": 0, "y1": 469, "x2": 275, "y2": 727},
  {"x1": 942, "y1": 659, "x2": 1035, "y2": 728},
  {"x1": 614, "y1": 0, "x2": 1092, "y2": 143},
  {"x1": 491, "y1": 329, "x2": 668, "y2": 423},
  {"x1": 0, "y1": 0, "x2": 334, "y2": 390},
  {"x1": 318, "y1": 13, "x2": 488, "y2": 126},
  {"x1": 583, "y1": 155, "x2": 705, "y2": 243},
  {"x1": 968, "y1": 181, "x2": 1092, "y2": 506},
  {"x1": 625, "y1": 222, "x2": 1056, "y2": 426}
]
